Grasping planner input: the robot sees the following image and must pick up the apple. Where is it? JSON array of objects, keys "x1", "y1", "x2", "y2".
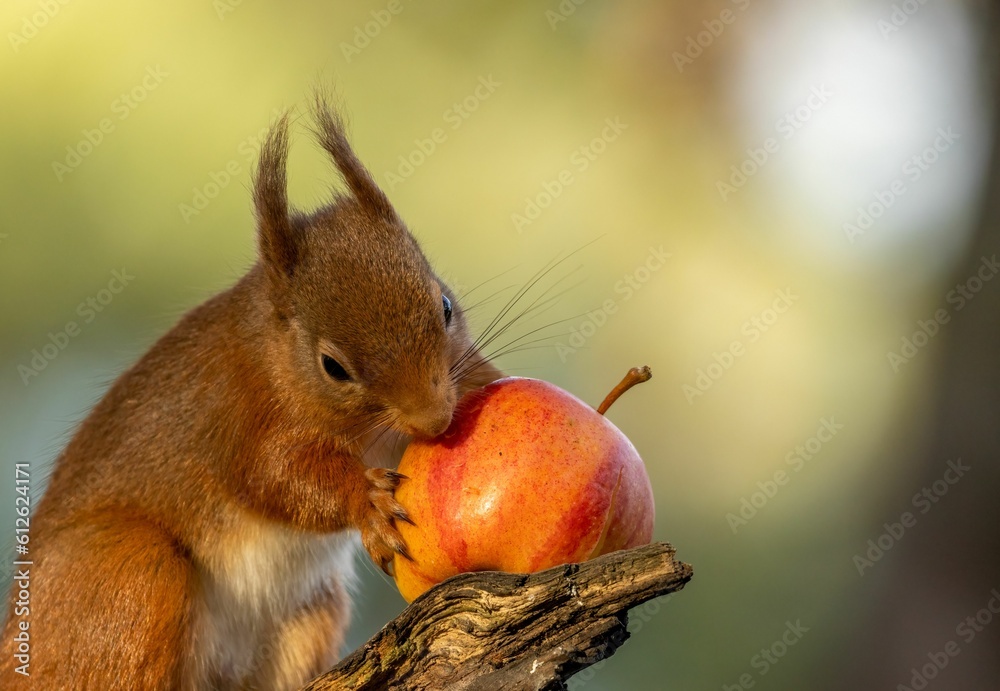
[{"x1": 392, "y1": 366, "x2": 655, "y2": 603}]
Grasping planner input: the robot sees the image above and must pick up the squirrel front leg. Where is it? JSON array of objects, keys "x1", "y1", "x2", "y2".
[{"x1": 225, "y1": 435, "x2": 411, "y2": 572}]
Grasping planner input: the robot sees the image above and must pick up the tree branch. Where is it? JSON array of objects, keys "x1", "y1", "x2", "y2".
[{"x1": 301, "y1": 542, "x2": 693, "y2": 691}]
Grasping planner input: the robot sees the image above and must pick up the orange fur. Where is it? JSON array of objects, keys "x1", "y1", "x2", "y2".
[{"x1": 0, "y1": 96, "x2": 501, "y2": 689}]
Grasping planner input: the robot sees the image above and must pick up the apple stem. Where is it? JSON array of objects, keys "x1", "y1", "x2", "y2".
[{"x1": 596, "y1": 366, "x2": 652, "y2": 416}]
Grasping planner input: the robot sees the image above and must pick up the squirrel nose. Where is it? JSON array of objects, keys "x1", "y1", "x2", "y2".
[
  {"x1": 411, "y1": 408, "x2": 452, "y2": 438},
  {"x1": 400, "y1": 381, "x2": 456, "y2": 438},
  {"x1": 404, "y1": 401, "x2": 454, "y2": 438}
]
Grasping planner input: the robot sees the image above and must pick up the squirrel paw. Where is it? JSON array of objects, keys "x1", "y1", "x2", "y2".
[{"x1": 359, "y1": 468, "x2": 413, "y2": 575}]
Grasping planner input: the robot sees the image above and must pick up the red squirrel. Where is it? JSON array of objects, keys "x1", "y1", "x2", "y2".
[{"x1": 0, "y1": 96, "x2": 501, "y2": 689}]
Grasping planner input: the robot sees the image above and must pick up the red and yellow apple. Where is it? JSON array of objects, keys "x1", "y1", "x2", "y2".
[{"x1": 392, "y1": 367, "x2": 655, "y2": 603}]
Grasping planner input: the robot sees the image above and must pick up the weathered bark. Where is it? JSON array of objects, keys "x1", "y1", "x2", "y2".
[{"x1": 301, "y1": 542, "x2": 692, "y2": 691}]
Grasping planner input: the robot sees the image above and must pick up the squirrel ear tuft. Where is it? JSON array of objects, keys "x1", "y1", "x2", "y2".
[
  {"x1": 253, "y1": 112, "x2": 299, "y2": 287},
  {"x1": 311, "y1": 90, "x2": 398, "y2": 224}
]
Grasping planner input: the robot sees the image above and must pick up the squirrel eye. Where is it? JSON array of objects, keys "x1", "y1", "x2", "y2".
[
  {"x1": 321, "y1": 354, "x2": 351, "y2": 382},
  {"x1": 442, "y1": 295, "x2": 453, "y2": 326}
]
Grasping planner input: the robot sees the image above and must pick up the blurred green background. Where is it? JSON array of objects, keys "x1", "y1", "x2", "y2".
[{"x1": 3, "y1": 0, "x2": 999, "y2": 688}]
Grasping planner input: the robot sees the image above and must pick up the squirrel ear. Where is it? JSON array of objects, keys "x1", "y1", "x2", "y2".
[
  {"x1": 311, "y1": 91, "x2": 399, "y2": 225},
  {"x1": 253, "y1": 112, "x2": 299, "y2": 288}
]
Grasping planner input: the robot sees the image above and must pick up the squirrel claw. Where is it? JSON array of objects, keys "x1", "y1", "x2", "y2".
[
  {"x1": 359, "y1": 467, "x2": 411, "y2": 572},
  {"x1": 395, "y1": 542, "x2": 413, "y2": 562},
  {"x1": 393, "y1": 507, "x2": 416, "y2": 526},
  {"x1": 365, "y1": 467, "x2": 403, "y2": 491}
]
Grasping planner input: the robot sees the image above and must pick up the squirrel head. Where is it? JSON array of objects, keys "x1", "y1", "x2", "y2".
[{"x1": 251, "y1": 96, "x2": 497, "y2": 442}]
